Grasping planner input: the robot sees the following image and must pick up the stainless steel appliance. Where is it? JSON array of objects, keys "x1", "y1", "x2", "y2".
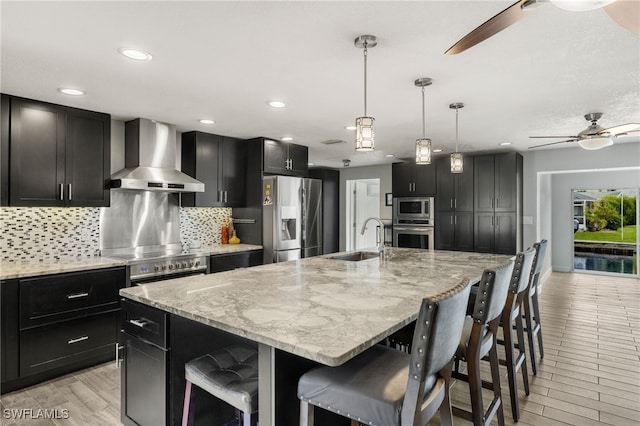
[
  {"x1": 393, "y1": 197, "x2": 434, "y2": 250},
  {"x1": 262, "y1": 176, "x2": 322, "y2": 263}
]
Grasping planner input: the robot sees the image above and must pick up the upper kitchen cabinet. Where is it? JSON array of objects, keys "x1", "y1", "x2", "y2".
[
  {"x1": 0, "y1": 95, "x2": 111, "y2": 207},
  {"x1": 181, "y1": 131, "x2": 247, "y2": 207},
  {"x1": 391, "y1": 161, "x2": 436, "y2": 197},
  {"x1": 259, "y1": 138, "x2": 308, "y2": 177}
]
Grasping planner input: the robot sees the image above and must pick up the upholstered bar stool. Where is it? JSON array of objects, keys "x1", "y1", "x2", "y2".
[
  {"x1": 500, "y1": 248, "x2": 535, "y2": 421},
  {"x1": 452, "y1": 260, "x2": 514, "y2": 426},
  {"x1": 181, "y1": 346, "x2": 258, "y2": 426},
  {"x1": 524, "y1": 239, "x2": 548, "y2": 375},
  {"x1": 297, "y1": 278, "x2": 472, "y2": 426}
]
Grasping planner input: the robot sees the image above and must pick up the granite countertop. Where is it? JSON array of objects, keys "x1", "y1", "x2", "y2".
[
  {"x1": 198, "y1": 243, "x2": 262, "y2": 255},
  {"x1": 120, "y1": 248, "x2": 512, "y2": 367},
  {"x1": 0, "y1": 256, "x2": 127, "y2": 280}
]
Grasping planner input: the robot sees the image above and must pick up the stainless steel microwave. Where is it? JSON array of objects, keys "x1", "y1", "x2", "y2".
[{"x1": 393, "y1": 197, "x2": 434, "y2": 225}]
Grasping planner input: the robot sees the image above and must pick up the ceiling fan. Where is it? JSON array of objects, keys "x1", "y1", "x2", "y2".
[
  {"x1": 445, "y1": 0, "x2": 640, "y2": 55},
  {"x1": 528, "y1": 113, "x2": 640, "y2": 150}
]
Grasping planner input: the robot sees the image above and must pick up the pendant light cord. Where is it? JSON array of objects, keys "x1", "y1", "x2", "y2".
[
  {"x1": 455, "y1": 107, "x2": 459, "y2": 153},
  {"x1": 421, "y1": 86, "x2": 426, "y2": 137},
  {"x1": 363, "y1": 44, "x2": 368, "y2": 117}
]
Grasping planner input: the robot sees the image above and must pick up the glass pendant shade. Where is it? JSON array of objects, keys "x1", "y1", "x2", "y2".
[
  {"x1": 451, "y1": 152, "x2": 464, "y2": 173},
  {"x1": 415, "y1": 138, "x2": 432, "y2": 164},
  {"x1": 577, "y1": 136, "x2": 613, "y2": 150},
  {"x1": 355, "y1": 116, "x2": 375, "y2": 151}
]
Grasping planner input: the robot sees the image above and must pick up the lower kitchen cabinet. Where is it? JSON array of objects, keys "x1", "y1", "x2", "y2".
[
  {"x1": 209, "y1": 249, "x2": 263, "y2": 273},
  {"x1": 474, "y1": 212, "x2": 517, "y2": 254},
  {"x1": 0, "y1": 267, "x2": 126, "y2": 393}
]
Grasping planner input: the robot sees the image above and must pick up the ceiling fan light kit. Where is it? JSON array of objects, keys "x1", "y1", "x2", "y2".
[
  {"x1": 450, "y1": 102, "x2": 465, "y2": 174},
  {"x1": 550, "y1": 0, "x2": 615, "y2": 12},
  {"x1": 354, "y1": 35, "x2": 377, "y2": 152},
  {"x1": 577, "y1": 137, "x2": 614, "y2": 150},
  {"x1": 415, "y1": 77, "x2": 433, "y2": 165}
]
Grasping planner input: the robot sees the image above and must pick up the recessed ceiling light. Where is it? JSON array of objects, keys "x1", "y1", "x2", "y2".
[
  {"x1": 267, "y1": 100, "x2": 287, "y2": 108},
  {"x1": 344, "y1": 125, "x2": 357, "y2": 131},
  {"x1": 499, "y1": 142, "x2": 512, "y2": 146},
  {"x1": 58, "y1": 88, "x2": 85, "y2": 96},
  {"x1": 281, "y1": 137, "x2": 293, "y2": 141},
  {"x1": 385, "y1": 154, "x2": 395, "y2": 158},
  {"x1": 433, "y1": 149, "x2": 443, "y2": 153},
  {"x1": 307, "y1": 162, "x2": 315, "y2": 166},
  {"x1": 199, "y1": 119, "x2": 215, "y2": 125},
  {"x1": 119, "y1": 48, "x2": 153, "y2": 61}
]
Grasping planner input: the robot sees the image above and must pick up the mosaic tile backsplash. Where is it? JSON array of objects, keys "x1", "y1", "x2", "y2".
[{"x1": 1, "y1": 206, "x2": 232, "y2": 262}]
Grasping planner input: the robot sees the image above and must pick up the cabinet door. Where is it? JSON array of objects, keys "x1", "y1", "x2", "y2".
[
  {"x1": 1, "y1": 280, "x2": 19, "y2": 382},
  {"x1": 495, "y1": 212, "x2": 517, "y2": 254},
  {"x1": 474, "y1": 212, "x2": 495, "y2": 253},
  {"x1": 220, "y1": 137, "x2": 246, "y2": 206},
  {"x1": 474, "y1": 155, "x2": 495, "y2": 212},
  {"x1": 196, "y1": 133, "x2": 222, "y2": 206},
  {"x1": 263, "y1": 139, "x2": 288, "y2": 175},
  {"x1": 435, "y1": 213, "x2": 455, "y2": 250},
  {"x1": 65, "y1": 108, "x2": 110, "y2": 207},
  {"x1": 392, "y1": 162, "x2": 414, "y2": 197},
  {"x1": 455, "y1": 156, "x2": 475, "y2": 212},
  {"x1": 455, "y1": 211, "x2": 475, "y2": 251},
  {"x1": 435, "y1": 157, "x2": 454, "y2": 212},
  {"x1": 288, "y1": 143, "x2": 309, "y2": 177},
  {"x1": 414, "y1": 163, "x2": 436, "y2": 196},
  {"x1": 9, "y1": 98, "x2": 65, "y2": 206},
  {"x1": 494, "y1": 153, "x2": 517, "y2": 212}
]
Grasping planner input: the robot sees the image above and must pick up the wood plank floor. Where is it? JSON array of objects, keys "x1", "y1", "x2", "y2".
[{"x1": 1, "y1": 271, "x2": 638, "y2": 425}]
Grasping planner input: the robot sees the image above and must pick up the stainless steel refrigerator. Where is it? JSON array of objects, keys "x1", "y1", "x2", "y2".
[{"x1": 262, "y1": 176, "x2": 322, "y2": 263}]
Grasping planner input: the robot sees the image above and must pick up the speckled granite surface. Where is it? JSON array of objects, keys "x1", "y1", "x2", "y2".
[
  {"x1": 0, "y1": 257, "x2": 126, "y2": 280},
  {"x1": 120, "y1": 248, "x2": 512, "y2": 366},
  {"x1": 200, "y1": 243, "x2": 262, "y2": 255}
]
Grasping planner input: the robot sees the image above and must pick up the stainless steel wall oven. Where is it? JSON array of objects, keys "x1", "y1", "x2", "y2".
[{"x1": 393, "y1": 197, "x2": 434, "y2": 250}]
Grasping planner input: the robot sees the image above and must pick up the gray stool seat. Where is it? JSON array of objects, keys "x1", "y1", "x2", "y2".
[{"x1": 183, "y1": 346, "x2": 258, "y2": 424}]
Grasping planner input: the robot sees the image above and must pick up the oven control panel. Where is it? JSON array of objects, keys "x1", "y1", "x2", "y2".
[{"x1": 129, "y1": 255, "x2": 208, "y2": 282}]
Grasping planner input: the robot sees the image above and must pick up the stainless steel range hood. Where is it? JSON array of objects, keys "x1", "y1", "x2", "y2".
[{"x1": 110, "y1": 118, "x2": 204, "y2": 192}]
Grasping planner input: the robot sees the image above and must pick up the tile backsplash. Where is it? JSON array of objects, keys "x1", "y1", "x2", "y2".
[{"x1": 1, "y1": 206, "x2": 232, "y2": 262}]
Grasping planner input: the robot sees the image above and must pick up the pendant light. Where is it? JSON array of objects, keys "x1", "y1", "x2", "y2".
[
  {"x1": 415, "y1": 78, "x2": 433, "y2": 164},
  {"x1": 450, "y1": 102, "x2": 464, "y2": 174},
  {"x1": 354, "y1": 35, "x2": 377, "y2": 152}
]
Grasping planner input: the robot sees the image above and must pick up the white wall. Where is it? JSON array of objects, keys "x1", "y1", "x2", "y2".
[
  {"x1": 522, "y1": 142, "x2": 640, "y2": 274},
  {"x1": 339, "y1": 164, "x2": 392, "y2": 251}
]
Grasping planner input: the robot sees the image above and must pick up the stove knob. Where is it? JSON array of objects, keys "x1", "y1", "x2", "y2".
[
  {"x1": 169, "y1": 264, "x2": 174, "y2": 270},
  {"x1": 194, "y1": 261, "x2": 200, "y2": 268},
  {"x1": 182, "y1": 262, "x2": 188, "y2": 269},
  {"x1": 189, "y1": 261, "x2": 194, "y2": 267},
  {"x1": 154, "y1": 266, "x2": 160, "y2": 272},
  {"x1": 162, "y1": 265, "x2": 167, "y2": 271}
]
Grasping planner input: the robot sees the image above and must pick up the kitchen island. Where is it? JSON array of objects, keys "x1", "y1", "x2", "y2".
[{"x1": 120, "y1": 248, "x2": 512, "y2": 426}]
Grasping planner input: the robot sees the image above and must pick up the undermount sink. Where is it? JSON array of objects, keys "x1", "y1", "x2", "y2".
[{"x1": 329, "y1": 251, "x2": 380, "y2": 261}]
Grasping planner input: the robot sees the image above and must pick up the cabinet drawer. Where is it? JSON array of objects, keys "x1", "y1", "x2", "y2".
[
  {"x1": 20, "y1": 267, "x2": 125, "y2": 329},
  {"x1": 20, "y1": 311, "x2": 118, "y2": 376},
  {"x1": 121, "y1": 299, "x2": 168, "y2": 349},
  {"x1": 209, "y1": 250, "x2": 263, "y2": 273}
]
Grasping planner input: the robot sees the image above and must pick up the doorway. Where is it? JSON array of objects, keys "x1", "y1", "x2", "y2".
[
  {"x1": 345, "y1": 178, "x2": 380, "y2": 251},
  {"x1": 573, "y1": 188, "x2": 639, "y2": 276}
]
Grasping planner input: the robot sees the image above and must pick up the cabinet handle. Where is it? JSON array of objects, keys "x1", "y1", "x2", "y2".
[
  {"x1": 496, "y1": 216, "x2": 500, "y2": 227},
  {"x1": 224, "y1": 191, "x2": 228, "y2": 203},
  {"x1": 455, "y1": 215, "x2": 457, "y2": 225},
  {"x1": 68, "y1": 184, "x2": 72, "y2": 201},
  {"x1": 454, "y1": 199, "x2": 457, "y2": 209},
  {"x1": 115, "y1": 343, "x2": 124, "y2": 368},
  {"x1": 68, "y1": 336, "x2": 89, "y2": 344},
  {"x1": 60, "y1": 183, "x2": 64, "y2": 201},
  {"x1": 492, "y1": 216, "x2": 495, "y2": 226},
  {"x1": 450, "y1": 216, "x2": 453, "y2": 225},
  {"x1": 66, "y1": 292, "x2": 89, "y2": 299},
  {"x1": 450, "y1": 199, "x2": 453, "y2": 209},
  {"x1": 129, "y1": 319, "x2": 149, "y2": 328},
  {"x1": 409, "y1": 183, "x2": 412, "y2": 192}
]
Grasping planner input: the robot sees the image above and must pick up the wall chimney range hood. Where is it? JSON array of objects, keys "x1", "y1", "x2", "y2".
[{"x1": 110, "y1": 118, "x2": 204, "y2": 192}]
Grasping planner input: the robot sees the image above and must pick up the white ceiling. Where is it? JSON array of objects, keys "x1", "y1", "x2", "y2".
[{"x1": 2, "y1": 1, "x2": 639, "y2": 169}]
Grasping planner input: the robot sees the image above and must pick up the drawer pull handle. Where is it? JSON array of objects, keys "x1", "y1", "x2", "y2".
[
  {"x1": 68, "y1": 336, "x2": 89, "y2": 344},
  {"x1": 129, "y1": 319, "x2": 149, "y2": 328},
  {"x1": 66, "y1": 292, "x2": 89, "y2": 299}
]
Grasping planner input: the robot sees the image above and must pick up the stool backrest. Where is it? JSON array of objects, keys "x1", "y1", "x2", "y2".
[
  {"x1": 402, "y1": 278, "x2": 471, "y2": 423},
  {"x1": 511, "y1": 248, "x2": 536, "y2": 295},
  {"x1": 472, "y1": 260, "x2": 515, "y2": 324},
  {"x1": 532, "y1": 239, "x2": 548, "y2": 276}
]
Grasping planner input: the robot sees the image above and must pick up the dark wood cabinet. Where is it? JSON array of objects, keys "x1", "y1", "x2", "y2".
[
  {"x1": 473, "y1": 153, "x2": 522, "y2": 254},
  {"x1": 1, "y1": 267, "x2": 125, "y2": 393},
  {"x1": 308, "y1": 168, "x2": 340, "y2": 254},
  {"x1": 392, "y1": 161, "x2": 436, "y2": 197},
  {"x1": 434, "y1": 156, "x2": 474, "y2": 250},
  {"x1": 1, "y1": 94, "x2": 110, "y2": 207},
  {"x1": 181, "y1": 131, "x2": 247, "y2": 207},
  {"x1": 260, "y1": 138, "x2": 308, "y2": 177},
  {"x1": 209, "y1": 250, "x2": 263, "y2": 273}
]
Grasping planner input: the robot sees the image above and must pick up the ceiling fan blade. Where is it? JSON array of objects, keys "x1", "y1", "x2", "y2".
[
  {"x1": 614, "y1": 130, "x2": 640, "y2": 137},
  {"x1": 529, "y1": 135, "x2": 579, "y2": 139},
  {"x1": 597, "y1": 122, "x2": 640, "y2": 135},
  {"x1": 604, "y1": 0, "x2": 640, "y2": 35},
  {"x1": 445, "y1": 0, "x2": 539, "y2": 55},
  {"x1": 528, "y1": 139, "x2": 577, "y2": 149}
]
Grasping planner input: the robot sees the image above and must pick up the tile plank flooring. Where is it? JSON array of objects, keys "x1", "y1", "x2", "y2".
[{"x1": 1, "y1": 272, "x2": 638, "y2": 425}]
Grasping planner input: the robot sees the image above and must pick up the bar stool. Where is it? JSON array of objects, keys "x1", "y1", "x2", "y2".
[
  {"x1": 297, "y1": 278, "x2": 472, "y2": 426},
  {"x1": 452, "y1": 260, "x2": 514, "y2": 426},
  {"x1": 181, "y1": 346, "x2": 258, "y2": 426},
  {"x1": 524, "y1": 239, "x2": 548, "y2": 375}
]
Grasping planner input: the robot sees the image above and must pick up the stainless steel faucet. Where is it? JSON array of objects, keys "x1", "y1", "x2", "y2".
[{"x1": 360, "y1": 217, "x2": 386, "y2": 257}]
